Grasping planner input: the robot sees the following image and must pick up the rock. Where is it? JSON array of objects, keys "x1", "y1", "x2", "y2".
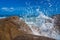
[
  {"x1": 13, "y1": 34, "x2": 55, "y2": 40},
  {"x1": 52, "y1": 14, "x2": 60, "y2": 34},
  {"x1": 0, "y1": 16, "x2": 55, "y2": 40},
  {"x1": 0, "y1": 16, "x2": 32, "y2": 40}
]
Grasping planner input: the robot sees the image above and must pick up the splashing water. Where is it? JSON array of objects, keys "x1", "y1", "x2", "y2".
[{"x1": 20, "y1": 7, "x2": 60, "y2": 40}]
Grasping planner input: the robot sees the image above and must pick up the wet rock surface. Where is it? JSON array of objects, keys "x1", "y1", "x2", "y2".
[
  {"x1": 52, "y1": 14, "x2": 60, "y2": 34},
  {"x1": 0, "y1": 16, "x2": 55, "y2": 40},
  {"x1": 13, "y1": 34, "x2": 55, "y2": 40}
]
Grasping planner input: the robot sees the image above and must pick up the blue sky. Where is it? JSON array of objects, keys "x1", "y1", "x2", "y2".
[{"x1": 0, "y1": 0, "x2": 60, "y2": 17}]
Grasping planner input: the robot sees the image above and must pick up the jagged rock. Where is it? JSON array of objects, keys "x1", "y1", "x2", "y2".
[
  {"x1": 0, "y1": 16, "x2": 32, "y2": 40},
  {"x1": 0, "y1": 16, "x2": 55, "y2": 40},
  {"x1": 52, "y1": 14, "x2": 60, "y2": 34},
  {"x1": 13, "y1": 34, "x2": 55, "y2": 40}
]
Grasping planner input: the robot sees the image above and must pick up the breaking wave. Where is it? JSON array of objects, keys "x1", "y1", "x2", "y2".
[{"x1": 20, "y1": 7, "x2": 60, "y2": 40}]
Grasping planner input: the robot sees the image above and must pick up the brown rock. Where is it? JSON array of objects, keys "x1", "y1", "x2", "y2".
[
  {"x1": 0, "y1": 16, "x2": 55, "y2": 40},
  {"x1": 13, "y1": 34, "x2": 55, "y2": 40},
  {"x1": 0, "y1": 16, "x2": 32, "y2": 40}
]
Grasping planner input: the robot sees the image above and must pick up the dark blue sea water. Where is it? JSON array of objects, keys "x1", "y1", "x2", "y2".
[{"x1": 0, "y1": 0, "x2": 60, "y2": 17}]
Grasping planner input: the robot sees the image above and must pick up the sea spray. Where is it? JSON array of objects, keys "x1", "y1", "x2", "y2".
[{"x1": 20, "y1": 7, "x2": 60, "y2": 40}]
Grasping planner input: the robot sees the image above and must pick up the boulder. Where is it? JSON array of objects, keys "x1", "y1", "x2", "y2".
[
  {"x1": 0, "y1": 16, "x2": 55, "y2": 40},
  {"x1": 13, "y1": 34, "x2": 55, "y2": 40},
  {"x1": 0, "y1": 16, "x2": 32, "y2": 40},
  {"x1": 52, "y1": 14, "x2": 60, "y2": 34}
]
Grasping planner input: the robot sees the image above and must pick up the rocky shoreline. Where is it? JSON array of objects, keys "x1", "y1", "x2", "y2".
[{"x1": 0, "y1": 16, "x2": 56, "y2": 40}]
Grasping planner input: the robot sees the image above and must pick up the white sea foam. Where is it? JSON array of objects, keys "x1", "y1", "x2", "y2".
[{"x1": 21, "y1": 7, "x2": 60, "y2": 40}]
